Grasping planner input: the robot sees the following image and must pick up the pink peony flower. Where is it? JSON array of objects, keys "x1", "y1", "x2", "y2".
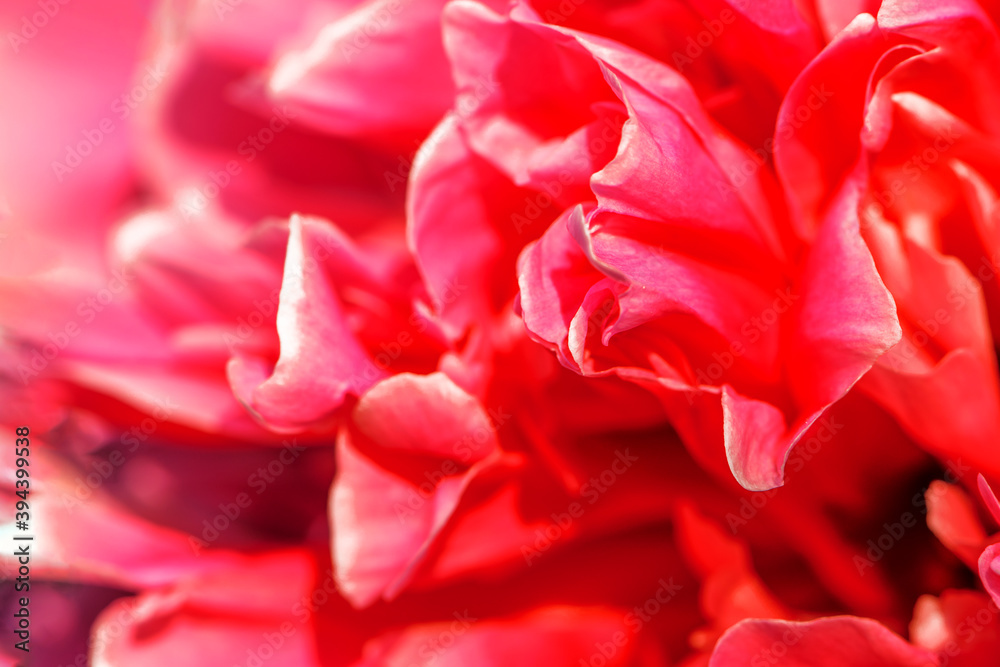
[{"x1": 5, "y1": 0, "x2": 1000, "y2": 665}]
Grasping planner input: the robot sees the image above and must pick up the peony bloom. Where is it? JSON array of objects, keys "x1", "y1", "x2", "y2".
[{"x1": 3, "y1": 0, "x2": 1000, "y2": 666}]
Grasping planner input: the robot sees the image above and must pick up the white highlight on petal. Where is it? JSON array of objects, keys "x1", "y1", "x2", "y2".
[{"x1": 113, "y1": 210, "x2": 176, "y2": 264}]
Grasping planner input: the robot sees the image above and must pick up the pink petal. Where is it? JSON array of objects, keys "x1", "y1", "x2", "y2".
[
  {"x1": 354, "y1": 372, "x2": 498, "y2": 461},
  {"x1": 407, "y1": 115, "x2": 525, "y2": 335},
  {"x1": 721, "y1": 387, "x2": 792, "y2": 492},
  {"x1": 926, "y1": 481, "x2": 991, "y2": 569},
  {"x1": 330, "y1": 428, "x2": 470, "y2": 608},
  {"x1": 331, "y1": 373, "x2": 500, "y2": 606},
  {"x1": 860, "y1": 226, "x2": 1000, "y2": 477},
  {"x1": 89, "y1": 550, "x2": 329, "y2": 667},
  {"x1": 979, "y1": 474, "x2": 1000, "y2": 526},
  {"x1": 517, "y1": 208, "x2": 605, "y2": 371},
  {"x1": 774, "y1": 13, "x2": 887, "y2": 238},
  {"x1": 232, "y1": 215, "x2": 384, "y2": 431},
  {"x1": 269, "y1": 0, "x2": 455, "y2": 143},
  {"x1": 812, "y1": 1, "x2": 881, "y2": 41},
  {"x1": 11, "y1": 446, "x2": 247, "y2": 589},
  {"x1": 709, "y1": 616, "x2": 937, "y2": 666},
  {"x1": 784, "y1": 177, "x2": 901, "y2": 414},
  {"x1": 911, "y1": 590, "x2": 1000, "y2": 662},
  {"x1": 980, "y1": 543, "x2": 1000, "y2": 608},
  {"x1": 674, "y1": 503, "x2": 790, "y2": 645},
  {"x1": 356, "y1": 606, "x2": 650, "y2": 666}
]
